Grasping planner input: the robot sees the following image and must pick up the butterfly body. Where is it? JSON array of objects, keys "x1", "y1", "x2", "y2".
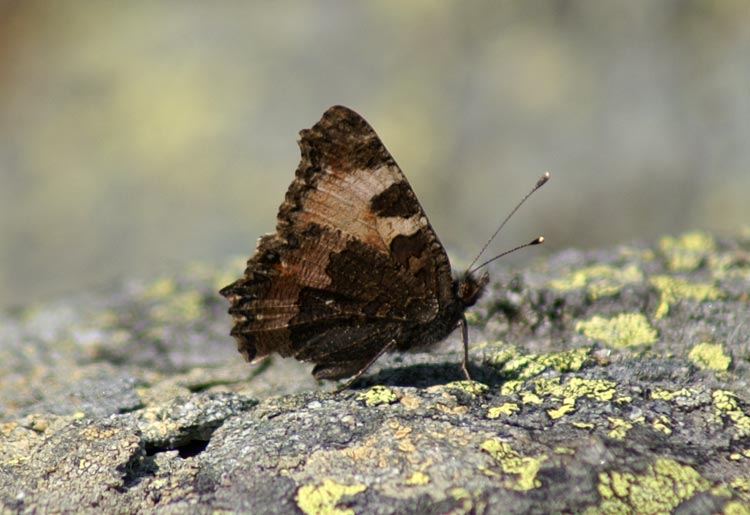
[{"x1": 220, "y1": 106, "x2": 488, "y2": 383}]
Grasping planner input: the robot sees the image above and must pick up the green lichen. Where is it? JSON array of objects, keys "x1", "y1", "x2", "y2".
[
  {"x1": 713, "y1": 390, "x2": 750, "y2": 438},
  {"x1": 487, "y1": 403, "x2": 520, "y2": 419},
  {"x1": 479, "y1": 439, "x2": 547, "y2": 491},
  {"x1": 548, "y1": 263, "x2": 643, "y2": 299},
  {"x1": 689, "y1": 342, "x2": 731, "y2": 372},
  {"x1": 357, "y1": 386, "x2": 398, "y2": 407},
  {"x1": 296, "y1": 479, "x2": 367, "y2": 515},
  {"x1": 584, "y1": 458, "x2": 712, "y2": 515},
  {"x1": 649, "y1": 275, "x2": 722, "y2": 319},
  {"x1": 576, "y1": 313, "x2": 658, "y2": 348},
  {"x1": 659, "y1": 230, "x2": 716, "y2": 271}
]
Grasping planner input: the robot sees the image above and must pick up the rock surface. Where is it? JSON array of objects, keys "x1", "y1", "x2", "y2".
[{"x1": 1, "y1": 230, "x2": 750, "y2": 514}]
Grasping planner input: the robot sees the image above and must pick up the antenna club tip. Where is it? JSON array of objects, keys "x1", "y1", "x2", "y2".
[
  {"x1": 536, "y1": 172, "x2": 551, "y2": 188},
  {"x1": 532, "y1": 236, "x2": 544, "y2": 245}
]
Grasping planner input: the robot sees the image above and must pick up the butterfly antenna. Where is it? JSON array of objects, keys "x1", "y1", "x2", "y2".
[{"x1": 466, "y1": 172, "x2": 550, "y2": 274}]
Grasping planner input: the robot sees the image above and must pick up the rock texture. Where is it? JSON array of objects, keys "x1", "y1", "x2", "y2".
[{"x1": 1, "y1": 230, "x2": 749, "y2": 514}]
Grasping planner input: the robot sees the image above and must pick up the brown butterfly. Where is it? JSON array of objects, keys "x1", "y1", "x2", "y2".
[{"x1": 220, "y1": 106, "x2": 546, "y2": 390}]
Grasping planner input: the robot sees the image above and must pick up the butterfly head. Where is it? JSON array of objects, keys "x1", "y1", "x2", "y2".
[{"x1": 456, "y1": 270, "x2": 490, "y2": 308}]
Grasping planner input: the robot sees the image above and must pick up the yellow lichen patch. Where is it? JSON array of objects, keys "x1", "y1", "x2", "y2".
[
  {"x1": 479, "y1": 439, "x2": 548, "y2": 491},
  {"x1": 713, "y1": 390, "x2": 750, "y2": 438},
  {"x1": 648, "y1": 275, "x2": 722, "y2": 319},
  {"x1": 547, "y1": 402, "x2": 576, "y2": 420},
  {"x1": 520, "y1": 391, "x2": 543, "y2": 405},
  {"x1": 500, "y1": 355, "x2": 546, "y2": 379},
  {"x1": 534, "y1": 377, "x2": 617, "y2": 420},
  {"x1": 548, "y1": 264, "x2": 644, "y2": 300},
  {"x1": 730, "y1": 477, "x2": 750, "y2": 496},
  {"x1": 405, "y1": 471, "x2": 430, "y2": 486},
  {"x1": 444, "y1": 380, "x2": 489, "y2": 396},
  {"x1": 584, "y1": 458, "x2": 712, "y2": 515},
  {"x1": 712, "y1": 252, "x2": 750, "y2": 282},
  {"x1": 650, "y1": 388, "x2": 694, "y2": 401},
  {"x1": 689, "y1": 342, "x2": 731, "y2": 372},
  {"x1": 537, "y1": 348, "x2": 592, "y2": 374},
  {"x1": 357, "y1": 386, "x2": 399, "y2": 407},
  {"x1": 533, "y1": 377, "x2": 562, "y2": 397},
  {"x1": 538, "y1": 377, "x2": 617, "y2": 402},
  {"x1": 723, "y1": 501, "x2": 750, "y2": 515},
  {"x1": 572, "y1": 421, "x2": 595, "y2": 430},
  {"x1": 296, "y1": 479, "x2": 367, "y2": 515},
  {"x1": 500, "y1": 380, "x2": 523, "y2": 396},
  {"x1": 576, "y1": 313, "x2": 658, "y2": 348},
  {"x1": 659, "y1": 231, "x2": 716, "y2": 272},
  {"x1": 652, "y1": 415, "x2": 672, "y2": 435},
  {"x1": 484, "y1": 343, "x2": 520, "y2": 368},
  {"x1": 494, "y1": 347, "x2": 593, "y2": 381},
  {"x1": 730, "y1": 453, "x2": 743, "y2": 461},
  {"x1": 487, "y1": 403, "x2": 520, "y2": 419},
  {"x1": 607, "y1": 417, "x2": 634, "y2": 440}
]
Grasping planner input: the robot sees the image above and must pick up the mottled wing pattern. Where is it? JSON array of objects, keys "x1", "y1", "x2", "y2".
[{"x1": 220, "y1": 106, "x2": 455, "y2": 378}]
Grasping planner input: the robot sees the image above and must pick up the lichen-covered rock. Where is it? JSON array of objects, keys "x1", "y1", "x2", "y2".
[{"x1": 1, "y1": 231, "x2": 749, "y2": 514}]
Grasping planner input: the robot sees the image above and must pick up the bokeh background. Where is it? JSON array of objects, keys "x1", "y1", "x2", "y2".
[{"x1": 1, "y1": 1, "x2": 749, "y2": 309}]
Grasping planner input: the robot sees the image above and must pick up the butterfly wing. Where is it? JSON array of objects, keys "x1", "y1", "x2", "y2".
[{"x1": 220, "y1": 106, "x2": 456, "y2": 378}]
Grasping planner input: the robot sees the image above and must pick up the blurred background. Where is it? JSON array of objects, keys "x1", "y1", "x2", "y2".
[{"x1": 1, "y1": 1, "x2": 748, "y2": 309}]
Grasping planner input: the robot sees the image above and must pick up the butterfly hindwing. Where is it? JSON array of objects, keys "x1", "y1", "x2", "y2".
[{"x1": 221, "y1": 106, "x2": 458, "y2": 378}]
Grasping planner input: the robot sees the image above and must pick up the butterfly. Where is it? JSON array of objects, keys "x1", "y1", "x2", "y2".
[{"x1": 220, "y1": 106, "x2": 546, "y2": 390}]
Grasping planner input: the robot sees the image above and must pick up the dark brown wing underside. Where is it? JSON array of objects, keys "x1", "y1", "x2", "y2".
[{"x1": 220, "y1": 106, "x2": 456, "y2": 377}]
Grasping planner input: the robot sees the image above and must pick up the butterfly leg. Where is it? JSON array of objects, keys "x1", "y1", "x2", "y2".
[
  {"x1": 333, "y1": 339, "x2": 397, "y2": 393},
  {"x1": 459, "y1": 315, "x2": 473, "y2": 382}
]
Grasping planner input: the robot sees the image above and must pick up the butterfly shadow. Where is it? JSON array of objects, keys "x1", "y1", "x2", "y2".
[{"x1": 347, "y1": 361, "x2": 502, "y2": 390}]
